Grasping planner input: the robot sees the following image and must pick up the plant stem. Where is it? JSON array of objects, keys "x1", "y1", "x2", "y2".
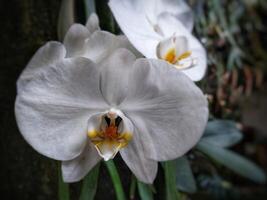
[
  {"x1": 164, "y1": 161, "x2": 182, "y2": 200},
  {"x1": 58, "y1": 162, "x2": 70, "y2": 200},
  {"x1": 129, "y1": 175, "x2": 137, "y2": 200},
  {"x1": 105, "y1": 160, "x2": 126, "y2": 200},
  {"x1": 79, "y1": 163, "x2": 100, "y2": 200},
  {"x1": 84, "y1": 0, "x2": 96, "y2": 19}
]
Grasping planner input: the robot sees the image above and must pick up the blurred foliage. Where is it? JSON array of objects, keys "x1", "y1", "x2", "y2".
[
  {"x1": 188, "y1": 1, "x2": 267, "y2": 198},
  {"x1": 190, "y1": 0, "x2": 267, "y2": 119}
]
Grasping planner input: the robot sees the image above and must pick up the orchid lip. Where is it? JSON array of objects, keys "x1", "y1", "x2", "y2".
[
  {"x1": 160, "y1": 47, "x2": 196, "y2": 70},
  {"x1": 156, "y1": 35, "x2": 197, "y2": 70},
  {"x1": 87, "y1": 109, "x2": 133, "y2": 161}
]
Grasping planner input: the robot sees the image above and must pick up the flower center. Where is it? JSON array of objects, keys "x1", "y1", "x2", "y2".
[
  {"x1": 87, "y1": 110, "x2": 132, "y2": 161},
  {"x1": 164, "y1": 48, "x2": 192, "y2": 65},
  {"x1": 157, "y1": 36, "x2": 196, "y2": 69},
  {"x1": 105, "y1": 125, "x2": 118, "y2": 139}
]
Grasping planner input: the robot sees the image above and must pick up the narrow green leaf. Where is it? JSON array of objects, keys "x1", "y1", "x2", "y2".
[
  {"x1": 196, "y1": 141, "x2": 266, "y2": 183},
  {"x1": 105, "y1": 160, "x2": 126, "y2": 200},
  {"x1": 175, "y1": 156, "x2": 197, "y2": 193},
  {"x1": 202, "y1": 120, "x2": 243, "y2": 147},
  {"x1": 84, "y1": 0, "x2": 96, "y2": 19},
  {"x1": 163, "y1": 161, "x2": 182, "y2": 200},
  {"x1": 79, "y1": 163, "x2": 100, "y2": 200},
  {"x1": 57, "y1": 0, "x2": 75, "y2": 41},
  {"x1": 137, "y1": 181, "x2": 154, "y2": 200},
  {"x1": 129, "y1": 175, "x2": 137, "y2": 200},
  {"x1": 58, "y1": 163, "x2": 70, "y2": 200}
]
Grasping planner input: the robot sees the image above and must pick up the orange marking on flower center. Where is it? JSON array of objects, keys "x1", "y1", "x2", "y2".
[
  {"x1": 104, "y1": 125, "x2": 118, "y2": 139},
  {"x1": 177, "y1": 51, "x2": 191, "y2": 61},
  {"x1": 164, "y1": 48, "x2": 176, "y2": 64}
]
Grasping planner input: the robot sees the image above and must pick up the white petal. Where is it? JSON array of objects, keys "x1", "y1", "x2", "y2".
[
  {"x1": 156, "y1": 36, "x2": 189, "y2": 60},
  {"x1": 86, "y1": 13, "x2": 100, "y2": 34},
  {"x1": 81, "y1": 31, "x2": 137, "y2": 63},
  {"x1": 173, "y1": 36, "x2": 189, "y2": 56},
  {"x1": 109, "y1": 0, "x2": 193, "y2": 31},
  {"x1": 62, "y1": 141, "x2": 101, "y2": 182},
  {"x1": 120, "y1": 131, "x2": 158, "y2": 184},
  {"x1": 63, "y1": 23, "x2": 90, "y2": 58},
  {"x1": 181, "y1": 43, "x2": 207, "y2": 81},
  {"x1": 96, "y1": 141, "x2": 121, "y2": 161},
  {"x1": 117, "y1": 110, "x2": 134, "y2": 134},
  {"x1": 109, "y1": 0, "x2": 160, "y2": 58},
  {"x1": 18, "y1": 41, "x2": 66, "y2": 82},
  {"x1": 154, "y1": 0, "x2": 194, "y2": 31},
  {"x1": 15, "y1": 57, "x2": 109, "y2": 160},
  {"x1": 100, "y1": 48, "x2": 136, "y2": 106},
  {"x1": 157, "y1": 14, "x2": 207, "y2": 81},
  {"x1": 109, "y1": 0, "x2": 194, "y2": 57},
  {"x1": 120, "y1": 59, "x2": 208, "y2": 161},
  {"x1": 116, "y1": 35, "x2": 144, "y2": 58},
  {"x1": 64, "y1": 27, "x2": 135, "y2": 62}
]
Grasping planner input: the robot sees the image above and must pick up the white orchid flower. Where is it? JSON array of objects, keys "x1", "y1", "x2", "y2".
[
  {"x1": 15, "y1": 41, "x2": 208, "y2": 183},
  {"x1": 109, "y1": 0, "x2": 207, "y2": 81}
]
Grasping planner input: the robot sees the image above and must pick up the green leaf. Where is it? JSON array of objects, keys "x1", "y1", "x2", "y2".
[
  {"x1": 175, "y1": 156, "x2": 197, "y2": 193},
  {"x1": 79, "y1": 163, "x2": 100, "y2": 200},
  {"x1": 84, "y1": 0, "x2": 96, "y2": 19},
  {"x1": 58, "y1": 163, "x2": 70, "y2": 200},
  {"x1": 57, "y1": 0, "x2": 75, "y2": 41},
  {"x1": 202, "y1": 120, "x2": 243, "y2": 147},
  {"x1": 196, "y1": 141, "x2": 266, "y2": 183},
  {"x1": 105, "y1": 160, "x2": 126, "y2": 200},
  {"x1": 137, "y1": 181, "x2": 154, "y2": 200},
  {"x1": 163, "y1": 161, "x2": 182, "y2": 200},
  {"x1": 129, "y1": 175, "x2": 137, "y2": 200}
]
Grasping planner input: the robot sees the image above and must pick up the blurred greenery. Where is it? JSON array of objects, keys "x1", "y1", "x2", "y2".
[
  {"x1": 79, "y1": 164, "x2": 100, "y2": 200},
  {"x1": 192, "y1": 0, "x2": 267, "y2": 119},
  {"x1": 58, "y1": 162, "x2": 70, "y2": 200}
]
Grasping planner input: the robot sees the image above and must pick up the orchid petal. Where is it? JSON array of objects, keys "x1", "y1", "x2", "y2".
[
  {"x1": 120, "y1": 130, "x2": 158, "y2": 184},
  {"x1": 109, "y1": 0, "x2": 194, "y2": 58},
  {"x1": 64, "y1": 25, "x2": 137, "y2": 63},
  {"x1": 142, "y1": 0, "x2": 194, "y2": 31},
  {"x1": 100, "y1": 48, "x2": 136, "y2": 106},
  {"x1": 81, "y1": 31, "x2": 135, "y2": 63},
  {"x1": 121, "y1": 59, "x2": 208, "y2": 161},
  {"x1": 156, "y1": 36, "x2": 189, "y2": 61},
  {"x1": 160, "y1": 0, "x2": 194, "y2": 31},
  {"x1": 62, "y1": 141, "x2": 101, "y2": 182},
  {"x1": 109, "y1": 0, "x2": 193, "y2": 32},
  {"x1": 109, "y1": 0, "x2": 160, "y2": 58},
  {"x1": 18, "y1": 41, "x2": 66, "y2": 82},
  {"x1": 63, "y1": 23, "x2": 90, "y2": 58},
  {"x1": 86, "y1": 13, "x2": 100, "y2": 34},
  {"x1": 15, "y1": 57, "x2": 109, "y2": 160}
]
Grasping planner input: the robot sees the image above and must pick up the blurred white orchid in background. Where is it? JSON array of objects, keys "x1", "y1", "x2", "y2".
[
  {"x1": 15, "y1": 38, "x2": 208, "y2": 183},
  {"x1": 109, "y1": 0, "x2": 207, "y2": 81}
]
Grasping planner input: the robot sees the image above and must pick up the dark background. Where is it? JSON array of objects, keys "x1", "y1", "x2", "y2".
[{"x1": 1, "y1": 1, "x2": 67, "y2": 199}]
